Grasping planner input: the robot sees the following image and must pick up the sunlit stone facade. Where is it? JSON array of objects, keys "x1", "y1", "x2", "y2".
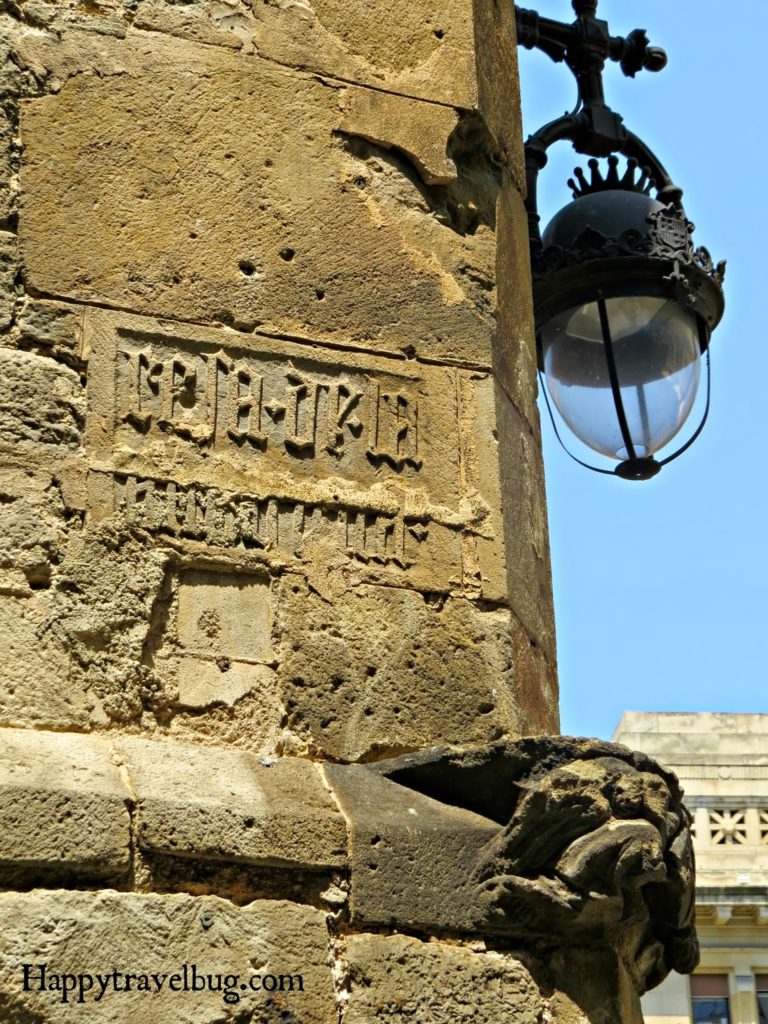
[{"x1": 614, "y1": 713, "x2": 768, "y2": 1024}]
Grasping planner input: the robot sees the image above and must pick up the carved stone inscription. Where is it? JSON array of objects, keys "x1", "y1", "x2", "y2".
[
  {"x1": 89, "y1": 469, "x2": 440, "y2": 571},
  {"x1": 85, "y1": 311, "x2": 497, "y2": 593},
  {"x1": 112, "y1": 330, "x2": 424, "y2": 479}
]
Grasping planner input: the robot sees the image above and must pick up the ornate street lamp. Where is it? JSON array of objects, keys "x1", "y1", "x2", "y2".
[{"x1": 517, "y1": 0, "x2": 725, "y2": 480}]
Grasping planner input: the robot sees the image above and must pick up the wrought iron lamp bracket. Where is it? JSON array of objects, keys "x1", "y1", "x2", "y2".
[
  {"x1": 516, "y1": 0, "x2": 682, "y2": 262},
  {"x1": 516, "y1": 0, "x2": 725, "y2": 336},
  {"x1": 516, "y1": 1, "x2": 726, "y2": 481}
]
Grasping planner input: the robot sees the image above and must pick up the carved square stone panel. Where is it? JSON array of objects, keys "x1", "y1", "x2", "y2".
[
  {"x1": 148, "y1": 567, "x2": 278, "y2": 716},
  {"x1": 176, "y1": 570, "x2": 273, "y2": 664}
]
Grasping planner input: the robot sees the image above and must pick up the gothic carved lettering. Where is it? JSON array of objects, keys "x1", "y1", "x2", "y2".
[
  {"x1": 366, "y1": 380, "x2": 421, "y2": 471},
  {"x1": 104, "y1": 471, "x2": 424, "y2": 568},
  {"x1": 114, "y1": 333, "x2": 422, "y2": 473},
  {"x1": 283, "y1": 371, "x2": 320, "y2": 456},
  {"x1": 223, "y1": 358, "x2": 266, "y2": 448},
  {"x1": 88, "y1": 319, "x2": 473, "y2": 587},
  {"x1": 326, "y1": 382, "x2": 364, "y2": 457}
]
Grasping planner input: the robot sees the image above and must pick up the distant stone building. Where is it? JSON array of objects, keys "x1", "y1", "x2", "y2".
[{"x1": 613, "y1": 713, "x2": 768, "y2": 1024}]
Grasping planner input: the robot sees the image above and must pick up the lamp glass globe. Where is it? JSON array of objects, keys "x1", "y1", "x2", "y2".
[{"x1": 541, "y1": 295, "x2": 701, "y2": 460}]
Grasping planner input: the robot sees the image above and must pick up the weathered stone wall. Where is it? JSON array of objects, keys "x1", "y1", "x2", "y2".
[
  {"x1": 0, "y1": 1, "x2": 573, "y2": 1021},
  {"x1": 0, "y1": 0, "x2": 555, "y2": 754}
]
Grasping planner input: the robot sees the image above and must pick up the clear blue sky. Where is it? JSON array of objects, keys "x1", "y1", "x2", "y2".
[{"x1": 517, "y1": 1, "x2": 768, "y2": 740}]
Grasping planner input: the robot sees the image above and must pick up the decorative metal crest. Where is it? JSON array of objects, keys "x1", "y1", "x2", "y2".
[
  {"x1": 537, "y1": 227, "x2": 651, "y2": 277},
  {"x1": 538, "y1": 202, "x2": 726, "y2": 293},
  {"x1": 647, "y1": 207, "x2": 694, "y2": 259}
]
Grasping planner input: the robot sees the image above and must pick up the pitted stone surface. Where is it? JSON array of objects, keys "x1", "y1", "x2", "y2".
[
  {"x1": 17, "y1": 298, "x2": 84, "y2": 364},
  {"x1": 345, "y1": 933, "x2": 542, "y2": 1024},
  {"x1": 0, "y1": 230, "x2": 16, "y2": 331},
  {"x1": 0, "y1": 729, "x2": 130, "y2": 884},
  {"x1": 115, "y1": 737, "x2": 348, "y2": 869},
  {"x1": 0, "y1": 464, "x2": 74, "y2": 598},
  {"x1": 0, "y1": 349, "x2": 84, "y2": 450},
  {"x1": 19, "y1": 30, "x2": 501, "y2": 367},
  {"x1": 0, "y1": 891, "x2": 337, "y2": 1023},
  {"x1": 0, "y1": 593, "x2": 86, "y2": 729},
  {"x1": 495, "y1": 384, "x2": 556, "y2": 664},
  {"x1": 277, "y1": 577, "x2": 533, "y2": 761}
]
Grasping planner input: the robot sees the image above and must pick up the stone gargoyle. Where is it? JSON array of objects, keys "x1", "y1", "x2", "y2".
[{"x1": 328, "y1": 736, "x2": 697, "y2": 1021}]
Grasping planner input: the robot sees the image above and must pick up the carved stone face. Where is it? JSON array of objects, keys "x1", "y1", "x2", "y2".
[{"x1": 373, "y1": 736, "x2": 699, "y2": 994}]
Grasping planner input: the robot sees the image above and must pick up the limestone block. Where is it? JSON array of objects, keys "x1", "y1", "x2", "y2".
[
  {"x1": 246, "y1": 0, "x2": 477, "y2": 109},
  {"x1": 0, "y1": 153, "x2": 12, "y2": 235},
  {"x1": 19, "y1": 0, "x2": 248, "y2": 47},
  {"x1": 17, "y1": 299, "x2": 84, "y2": 361},
  {"x1": 495, "y1": 184, "x2": 540, "y2": 430},
  {"x1": 277, "y1": 577, "x2": 529, "y2": 761},
  {"x1": 18, "y1": 1, "x2": 128, "y2": 37},
  {"x1": 19, "y1": 30, "x2": 501, "y2": 367},
  {"x1": 174, "y1": 659, "x2": 278, "y2": 713},
  {"x1": 338, "y1": 89, "x2": 459, "y2": 186},
  {"x1": 458, "y1": 368, "x2": 548, "y2": 613},
  {"x1": 0, "y1": 891, "x2": 337, "y2": 1023},
  {"x1": 0, "y1": 349, "x2": 84, "y2": 450},
  {"x1": 0, "y1": 594, "x2": 87, "y2": 730},
  {"x1": 0, "y1": 426, "x2": 87, "y2": 738},
  {"x1": 0, "y1": 229, "x2": 16, "y2": 331},
  {"x1": 115, "y1": 737, "x2": 348, "y2": 870},
  {"x1": 33, "y1": 508, "x2": 287, "y2": 736},
  {"x1": 495, "y1": 382, "x2": 556, "y2": 663},
  {"x1": 470, "y1": 0, "x2": 526, "y2": 190},
  {"x1": 159, "y1": 662, "x2": 281, "y2": 750},
  {"x1": 16, "y1": 0, "x2": 524, "y2": 140},
  {"x1": 326, "y1": 763, "x2": 497, "y2": 932},
  {"x1": 507, "y1": 603, "x2": 559, "y2": 735},
  {"x1": 0, "y1": 728, "x2": 130, "y2": 884},
  {"x1": 134, "y1": 2, "x2": 251, "y2": 51},
  {"x1": 456, "y1": 370, "x2": 507, "y2": 602},
  {"x1": 46, "y1": 521, "x2": 171, "y2": 726},
  {"x1": 0, "y1": 463, "x2": 71, "y2": 588},
  {"x1": 149, "y1": 567, "x2": 280, "y2": 716},
  {"x1": 345, "y1": 933, "x2": 542, "y2": 1024},
  {"x1": 176, "y1": 569, "x2": 274, "y2": 664},
  {"x1": 0, "y1": 35, "x2": 19, "y2": 230},
  {"x1": 84, "y1": 308, "x2": 460, "y2": 499},
  {"x1": 244, "y1": 0, "x2": 524, "y2": 154},
  {"x1": 460, "y1": 378, "x2": 557, "y2": 729},
  {"x1": 22, "y1": 0, "x2": 210, "y2": 41}
]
